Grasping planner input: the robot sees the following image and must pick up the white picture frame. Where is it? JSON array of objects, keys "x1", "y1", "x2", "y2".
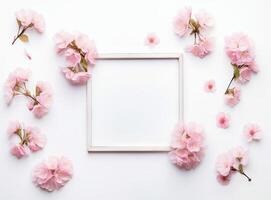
[{"x1": 87, "y1": 53, "x2": 184, "y2": 152}]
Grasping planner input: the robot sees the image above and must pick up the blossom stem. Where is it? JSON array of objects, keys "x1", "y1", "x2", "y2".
[
  {"x1": 224, "y1": 76, "x2": 234, "y2": 94},
  {"x1": 12, "y1": 28, "x2": 26, "y2": 45},
  {"x1": 194, "y1": 33, "x2": 197, "y2": 44},
  {"x1": 239, "y1": 171, "x2": 252, "y2": 182}
]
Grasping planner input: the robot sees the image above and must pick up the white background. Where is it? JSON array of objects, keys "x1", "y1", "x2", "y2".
[{"x1": 0, "y1": 0, "x2": 270, "y2": 199}]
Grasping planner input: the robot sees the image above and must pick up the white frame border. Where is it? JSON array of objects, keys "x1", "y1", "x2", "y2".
[{"x1": 87, "y1": 53, "x2": 184, "y2": 152}]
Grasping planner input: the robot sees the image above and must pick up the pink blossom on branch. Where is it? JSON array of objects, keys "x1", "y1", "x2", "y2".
[
  {"x1": 7, "y1": 121, "x2": 46, "y2": 159},
  {"x1": 54, "y1": 31, "x2": 97, "y2": 85},
  {"x1": 4, "y1": 68, "x2": 52, "y2": 118},
  {"x1": 169, "y1": 122, "x2": 205, "y2": 170},
  {"x1": 224, "y1": 86, "x2": 241, "y2": 107},
  {"x1": 12, "y1": 9, "x2": 45, "y2": 45},
  {"x1": 33, "y1": 156, "x2": 73, "y2": 192},
  {"x1": 174, "y1": 7, "x2": 214, "y2": 58},
  {"x1": 186, "y1": 37, "x2": 213, "y2": 58},
  {"x1": 215, "y1": 146, "x2": 251, "y2": 185},
  {"x1": 224, "y1": 33, "x2": 258, "y2": 103}
]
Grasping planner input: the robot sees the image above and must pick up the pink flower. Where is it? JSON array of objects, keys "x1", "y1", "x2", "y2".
[
  {"x1": 204, "y1": 80, "x2": 215, "y2": 92},
  {"x1": 186, "y1": 37, "x2": 213, "y2": 58},
  {"x1": 145, "y1": 33, "x2": 160, "y2": 46},
  {"x1": 224, "y1": 87, "x2": 241, "y2": 107},
  {"x1": 195, "y1": 10, "x2": 214, "y2": 31},
  {"x1": 216, "y1": 147, "x2": 252, "y2": 185},
  {"x1": 75, "y1": 33, "x2": 93, "y2": 53},
  {"x1": 7, "y1": 120, "x2": 21, "y2": 136},
  {"x1": 173, "y1": 7, "x2": 192, "y2": 37},
  {"x1": 243, "y1": 123, "x2": 262, "y2": 142},
  {"x1": 237, "y1": 67, "x2": 253, "y2": 83},
  {"x1": 28, "y1": 81, "x2": 53, "y2": 118},
  {"x1": 216, "y1": 112, "x2": 230, "y2": 129},
  {"x1": 15, "y1": 9, "x2": 33, "y2": 27},
  {"x1": 26, "y1": 126, "x2": 46, "y2": 152},
  {"x1": 33, "y1": 156, "x2": 73, "y2": 192},
  {"x1": 10, "y1": 145, "x2": 28, "y2": 159},
  {"x1": 216, "y1": 153, "x2": 233, "y2": 176},
  {"x1": 65, "y1": 48, "x2": 81, "y2": 65},
  {"x1": 32, "y1": 12, "x2": 45, "y2": 33},
  {"x1": 4, "y1": 68, "x2": 31, "y2": 104},
  {"x1": 169, "y1": 122, "x2": 204, "y2": 170},
  {"x1": 231, "y1": 146, "x2": 248, "y2": 170},
  {"x1": 216, "y1": 173, "x2": 232, "y2": 186},
  {"x1": 62, "y1": 67, "x2": 90, "y2": 85},
  {"x1": 85, "y1": 47, "x2": 97, "y2": 65},
  {"x1": 54, "y1": 31, "x2": 74, "y2": 53},
  {"x1": 225, "y1": 33, "x2": 255, "y2": 66}
]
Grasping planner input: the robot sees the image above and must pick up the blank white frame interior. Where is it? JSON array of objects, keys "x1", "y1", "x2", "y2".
[{"x1": 87, "y1": 53, "x2": 183, "y2": 152}]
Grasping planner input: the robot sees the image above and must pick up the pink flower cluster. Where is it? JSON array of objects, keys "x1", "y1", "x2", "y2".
[
  {"x1": 169, "y1": 122, "x2": 205, "y2": 170},
  {"x1": 8, "y1": 121, "x2": 46, "y2": 159},
  {"x1": 54, "y1": 31, "x2": 97, "y2": 85},
  {"x1": 224, "y1": 33, "x2": 258, "y2": 107},
  {"x1": 216, "y1": 146, "x2": 251, "y2": 185},
  {"x1": 12, "y1": 9, "x2": 45, "y2": 45},
  {"x1": 4, "y1": 68, "x2": 53, "y2": 118},
  {"x1": 33, "y1": 156, "x2": 73, "y2": 192},
  {"x1": 174, "y1": 7, "x2": 214, "y2": 58}
]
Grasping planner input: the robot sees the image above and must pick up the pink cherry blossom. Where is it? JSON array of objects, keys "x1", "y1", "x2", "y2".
[
  {"x1": 204, "y1": 80, "x2": 215, "y2": 92},
  {"x1": 15, "y1": 9, "x2": 33, "y2": 27},
  {"x1": 216, "y1": 112, "x2": 230, "y2": 129},
  {"x1": 224, "y1": 87, "x2": 241, "y2": 107},
  {"x1": 216, "y1": 173, "x2": 232, "y2": 186},
  {"x1": 13, "y1": 10, "x2": 45, "y2": 45},
  {"x1": 54, "y1": 31, "x2": 74, "y2": 53},
  {"x1": 186, "y1": 37, "x2": 213, "y2": 58},
  {"x1": 169, "y1": 122, "x2": 204, "y2": 170},
  {"x1": 32, "y1": 12, "x2": 45, "y2": 33},
  {"x1": 85, "y1": 47, "x2": 97, "y2": 65},
  {"x1": 231, "y1": 146, "x2": 248, "y2": 170},
  {"x1": 145, "y1": 33, "x2": 160, "y2": 46},
  {"x1": 237, "y1": 67, "x2": 253, "y2": 83},
  {"x1": 33, "y1": 156, "x2": 73, "y2": 192},
  {"x1": 216, "y1": 147, "x2": 252, "y2": 185},
  {"x1": 7, "y1": 120, "x2": 21, "y2": 136},
  {"x1": 173, "y1": 7, "x2": 192, "y2": 37},
  {"x1": 26, "y1": 126, "x2": 46, "y2": 152},
  {"x1": 195, "y1": 10, "x2": 214, "y2": 31},
  {"x1": 62, "y1": 67, "x2": 90, "y2": 85},
  {"x1": 65, "y1": 48, "x2": 81, "y2": 65},
  {"x1": 4, "y1": 68, "x2": 31, "y2": 104},
  {"x1": 225, "y1": 33, "x2": 254, "y2": 66},
  {"x1": 243, "y1": 123, "x2": 262, "y2": 142},
  {"x1": 10, "y1": 145, "x2": 28, "y2": 159},
  {"x1": 27, "y1": 81, "x2": 53, "y2": 118},
  {"x1": 75, "y1": 33, "x2": 93, "y2": 53},
  {"x1": 215, "y1": 153, "x2": 233, "y2": 176}
]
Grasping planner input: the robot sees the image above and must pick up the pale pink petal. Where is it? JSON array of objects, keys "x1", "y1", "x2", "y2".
[{"x1": 216, "y1": 112, "x2": 230, "y2": 129}]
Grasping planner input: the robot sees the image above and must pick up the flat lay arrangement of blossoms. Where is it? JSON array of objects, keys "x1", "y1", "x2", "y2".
[
  {"x1": 169, "y1": 122, "x2": 205, "y2": 170},
  {"x1": 12, "y1": 9, "x2": 45, "y2": 45},
  {"x1": 224, "y1": 33, "x2": 258, "y2": 107},
  {"x1": 8, "y1": 121, "x2": 46, "y2": 159},
  {"x1": 54, "y1": 31, "x2": 97, "y2": 85},
  {"x1": 33, "y1": 156, "x2": 73, "y2": 192},
  {"x1": 216, "y1": 146, "x2": 251, "y2": 185},
  {"x1": 4, "y1": 68, "x2": 53, "y2": 118},
  {"x1": 174, "y1": 7, "x2": 214, "y2": 58},
  {"x1": 2, "y1": 5, "x2": 265, "y2": 193}
]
